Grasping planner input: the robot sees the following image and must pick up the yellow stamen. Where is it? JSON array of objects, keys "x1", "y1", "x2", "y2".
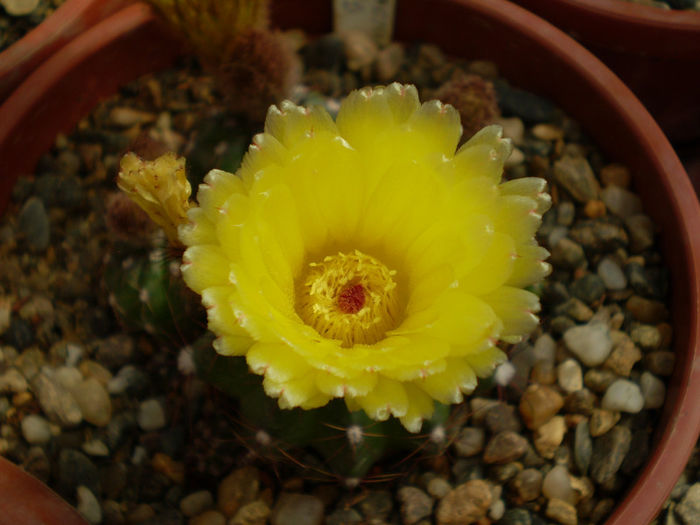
[{"x1": 296, "y1": 250, "x2": 402, "y2": 347}]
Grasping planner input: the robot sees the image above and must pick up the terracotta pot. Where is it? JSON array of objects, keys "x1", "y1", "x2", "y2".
[
  {"x1": 0, "y1": 1, "x2": 698, "y2": 523},
  {"x1": 511, "y1": 0, "x2": 700, "y2": 143},
  {"x1": 0, "y1": 456, "x2": 88, "y2": 525},
  {"x1": 0, "y1": 0, "x2": 132, "y2": 101}
]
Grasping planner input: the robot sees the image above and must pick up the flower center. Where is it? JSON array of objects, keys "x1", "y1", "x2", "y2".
[{"x1": 296, "y1": 250, "x2": 401, "y2": 347}]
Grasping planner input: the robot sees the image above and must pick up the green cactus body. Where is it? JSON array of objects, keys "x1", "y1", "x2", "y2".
[
  {"x1": 104, "y1": 241, "x2": 203, "y2": 342},
  {"x1": 192, "y1": 334, "x2": 453, "y2": 481}
]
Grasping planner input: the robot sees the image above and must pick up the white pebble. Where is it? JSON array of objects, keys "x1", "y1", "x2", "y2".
[
  {"x1": 138, "y1": 399, "x2": 166, "y2": 431},
  {"x1": 597, "y1": 257, "x2": 628, "y2": 291},
  {"x1": 493, "y1": 117, "x2": 525, "y2": 145},
  {"x1": 602, "y1": 379, "x2": 645, "y2": 413},
  {"x1": 640, "y1": 371, "x2": 666, "y2": 409},
  {"x1": 542, "y1": 465, "x2": 576, "y2": 504},
  {"x1": 131, "y1": 445, "x2": 148, "y2": 465},
  {"x1": 489, "y1": 499, "x2": 506, "y2": 521},
  {"x1": 533, "y1": 334, "x2": 557, "y2": 363},
  {"x1": 82, "y1": 439, "x2": 110, "y2": 457},
  {"x1": 505, "y1": 147, "x2": 526, "y2": 167},
  {"x1": 494, "y1": 361, "x2": 516, "y2": 387},
  {"x1": 563, "y1": 322, "x2": 614, "y2": 367},
  {"x1": 557, "y1": 359, "x2": 583, "y2": 393},
  {"x1": 21, "y1": 414, "x2": 52, "y2": 444},
  {"x1": 53, "y1": 366, "x2": 83, "y2": 391},
  {"x1": 180, "y1": 490, "x2": 214, "y2": 517},
  {"x1": 65, "y1": 343, "x2": 85, "y2": 367},
  {"x1": 1, "y1": 0, "x2": 40, "y2": 17},
  {"x1": 76, "y1": 486, "x2": 102, "y2": 524}
]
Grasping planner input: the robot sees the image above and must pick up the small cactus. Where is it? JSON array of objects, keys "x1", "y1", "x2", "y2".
[
  {"x1": 217, "y1": 28, "x2": 301, "y2": 123},
  {"x1": 147, "y1": 0, "x2": 299, "y2": 122},
  {"x1": 190, "y1": 333, "x2": 455, "y2": 481},
  {"x1": 104, "y1": 241, "x2": 203, "y2": 342},
  {"x1": 433, "y1": 71, "x2": 500, "y2": 139}
]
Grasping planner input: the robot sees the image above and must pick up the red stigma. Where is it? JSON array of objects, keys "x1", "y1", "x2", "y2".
[{"x1": 338, "y1": 284, "x2": 366, "y2": 314}]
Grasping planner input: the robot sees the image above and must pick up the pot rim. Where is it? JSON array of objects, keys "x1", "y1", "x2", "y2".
[
  {"x1": 513, "y1": 0, "x2": 700, "y2": 57},
  {"x1": 0, "y1": 0, "x2": 132, "y2": 101},
  {"x1": 0, "y1": 1, "x2": 698, "y2": 524},
  {"x1": 559, "y1": 0, "x2": 700, "y2": 25}
]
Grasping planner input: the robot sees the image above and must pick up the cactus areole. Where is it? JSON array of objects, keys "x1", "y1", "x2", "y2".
[{"x1": 178, "y1": 83, "x2": 551, "y2": 432}]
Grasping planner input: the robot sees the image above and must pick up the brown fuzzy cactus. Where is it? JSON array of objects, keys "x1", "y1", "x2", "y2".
[
  {"x1": 147, "y1": 0, "x2": 299, "y2": 122},
  {"x1": 217, "y1": 28, "x2": 301, "y2": 122},
  {"x1": 434, "y1": 72, "x2": 500, "y2": 139}
]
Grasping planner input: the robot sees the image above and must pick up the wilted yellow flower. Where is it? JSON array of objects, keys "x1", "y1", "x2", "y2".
[
  {"x1": 179, "y1": 83, "x2": 551, "y2": 431},
  {"x1": 147, "y1": 0, "x2": 269, "y2": 66},
  {"x1": 118, "y1": 152, "x2": 192, "y2": 245}
]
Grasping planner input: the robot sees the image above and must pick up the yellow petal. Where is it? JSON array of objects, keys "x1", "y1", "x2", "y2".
[
  {"x1": 457, "y1": 232, "x2": 516, "y2": 295},
  {"x1": 482, "y1": 286, "x2": 540, "y2": 339},
  {"x1": 400, "y1": 383, "x2": 435, "y2": 433},
  {"x1": 499, "y1": 177, "x2": 551, "y2": 215},
  {"x1": 213, "y1": 333, "x2": 253, "y2": 356},
  {"x1": 418, "y1": 358, "x2": 477, "y2": 404},
  {"x1": 238, "y1": 132, "x2": 289, "y2": 188},
  {"x1": 508, "y1": 242, "x2": 551, "y2": 288},
  {"x1": 465, "y1": 346, "x2": 507, "y2": 378},
  {"x1": 263, "y1": 374, "x2": 323, "y2": 409},
  {"x1": 454, "y1": 125, "x2": 511, "y2": 183},
  {"x1": 315, "y1": 369, "x2": 378, "y2": 398},
  {"x1": 197, "y1": 168, "x2": 245, "y2": 222},
  {"x1": 247, "y1": 342, "x2": 312, "y2": 382},
  {"x1": 264, "y1": 101, "x2": 338, "y2": 148},
  {"x1": 406, "y1": 99, "x2": 462, "y2": 157},
  {"x1": 181, "y1": 245, "x2": 230, "y2": 293},
  {"x1": 336, "y1": 86, "x2": 394, "y2": 153},
  {"x1": 179, "y1": 207, "x2": 216, "y2": 246},
  {"x1": 355, "y1": 376, "x2": 408, "y2": 420}
]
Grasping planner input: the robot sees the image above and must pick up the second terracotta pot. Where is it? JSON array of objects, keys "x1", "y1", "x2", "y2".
[{"x1": 512, "y1": 0, "x2": 700, "y2": 143}]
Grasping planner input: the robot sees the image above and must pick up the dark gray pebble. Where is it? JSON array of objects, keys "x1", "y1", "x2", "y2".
[
  {"x1": 57, "y1": 449, "x2": 100, "y2": 498},
  {"x1": 570, "y1": 273, "x2": 606, "y2": 305},
  {"x1": 493, "y1": 79, "x2": 557, "y2": 123},
  {"x1": 17, "y1": 196, "x2": 50, "y2": 252},
  {"x1": 590, "y1": 426, "x2": 632, "y2": 484}
]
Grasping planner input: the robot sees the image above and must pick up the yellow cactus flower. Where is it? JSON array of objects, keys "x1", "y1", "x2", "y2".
[
  {"x1": 118, "y1": 152, "x2": 192, "y2": 245},
  {"x1": 179, "y1": 83, "x2": 551, "y2": 432}
]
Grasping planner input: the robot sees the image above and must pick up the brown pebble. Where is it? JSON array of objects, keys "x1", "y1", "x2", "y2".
[
  {"x1": 584, "y1": 200, "x2": 606, "y2": 219},
  {"x1": 589, "y1": 409, "x2": 621, "y2": 437},
  {"x1": 534, "y1": 416, "x2": 567, "y2": 459},
  {"x1": 656, "y1": 322, "x2": 673, "y2": 348},
  {"x1": 127, "y1": 503, "x2": 155, "y2": 522},
  {"x1": 603, "y1": 339, "x2": 642, "y2": 377},
  {"x1": 12, "y1": 391, "x2": 33, "y2": 406},
  {"x1": 600, "y1": 163, "x2": 631, "y2": 188},
  {"x1": 626, "y1": 295, "x2": 669, "y2": 323},
  {"x1": 230, "y1": 500, "x2": 271, "y2": 525},
  {"x1": 532, "y1": 123, "x2": 564, "y2": 141},
  {"x1": 152, "y1": 453, "x2": 184, "y2": 484},
  {"x1": 436, "y1": 480, "x2": 492, "y2": 525},
  {"x1": 546, "y1": 497, "x2": 578, "y2": 525},
  {"x1": 645, "y1": 351, "x2": 675, "y2": 376},
  {"x1": 218, "y1": 466, "x2": 260, "y2": 517},
  {"x1": 510, "y1": 468, "x2": 543, "y2": 502},
  {"x1": 583, "y1": 369, "x2": 618, "y2": 393},
  {"x1": 530, "y1": 360, "x2": 557, "y2": 385},
  {"x1": 483, "y1": 431, "x2": 529, "y2": 464},
  {"x1": 519, "y1": 384, "x2": 564, "y2": 430},
  {"x1": 190, "y1": 510, "x2": 226, "y2": 525}
]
